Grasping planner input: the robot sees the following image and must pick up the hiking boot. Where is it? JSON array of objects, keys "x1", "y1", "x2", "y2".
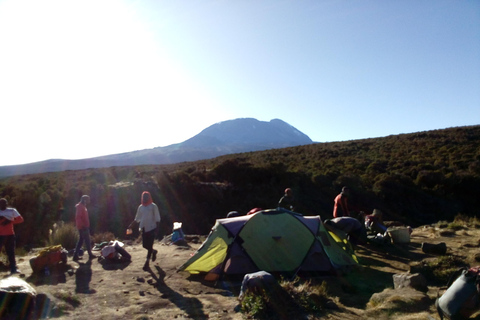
[
  {"x1": 143, "y1": 262, "x2": 150, "y2": 271},
  {"x1": 10, "y1": 268, "x2": 20, "y2": 275},
  {"x1": 152, "y1": 250, "x2": 158, "y2": 262}
]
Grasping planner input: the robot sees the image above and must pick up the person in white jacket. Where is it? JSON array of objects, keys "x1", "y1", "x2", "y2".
[
  {"x1": 127, "y1": 191, "x2": 160, "y2": 271},
  {"x1": 0, "y1": 198, "x2": 24, "y2": 274}
]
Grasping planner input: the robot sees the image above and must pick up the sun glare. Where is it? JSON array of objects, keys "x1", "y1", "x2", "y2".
[{"x1": 0, "y1": 0, "x2": 229, "y2": 164}]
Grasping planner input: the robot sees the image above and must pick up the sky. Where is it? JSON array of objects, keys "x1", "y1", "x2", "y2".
[{"x1": 0, "y1": 0, "x2": 479, "y2": 166}]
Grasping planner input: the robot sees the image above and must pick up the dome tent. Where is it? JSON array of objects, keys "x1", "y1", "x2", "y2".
[{"x1": 177, "y1": 208, "x2": 358, "y2": 280}]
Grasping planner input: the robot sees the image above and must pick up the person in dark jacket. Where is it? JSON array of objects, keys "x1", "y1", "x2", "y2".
[{"x1": 278, "y1": 188, "x2": 295, "y2": 211}]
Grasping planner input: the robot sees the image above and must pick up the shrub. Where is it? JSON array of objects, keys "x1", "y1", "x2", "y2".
[
  {"x1": 240, "y1": 277, "x2": 331, "y2": 319},
  {"x1": 241, "y1": 290, "x2": 270, "y2": 319},
  {"x1": 48, "y1": 223, "x2": 78, "y2": 250},
  {"x1": 91, "y1": 232, "x2": 116, "y2": 244},
  {"x1": 280, "y1": 278, "x2": 330, "y2": 314},
  {"x1": 452, "y1": 214, "x2": 480, "y2": 229},
  {"x1": 425, "y1": 255, "x2": 469, "y2": 284}
]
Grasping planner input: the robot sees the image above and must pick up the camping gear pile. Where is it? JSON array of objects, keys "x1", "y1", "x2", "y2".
[
  {"x1": 161, "y1": 222, "x2": 188, "y2": 246},
  {"x1": 177, "y1": 208, "x2": 358, "y2": 281},
  {"x1": 29, "y1": 245, "x2": 67, "y2": 274},
  {"x1": 94, "y1": 240, "x2": 131, "y2": 263},
  {"x1": 171, "y1": 222, "x2": 186, "y2": 245}
]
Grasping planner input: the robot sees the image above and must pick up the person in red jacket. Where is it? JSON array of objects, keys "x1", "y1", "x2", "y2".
[
  {"x1": 333, "y1": 186, "x2": 350, "y2": 218},
  {"x1": 0, "y1": 198, "x2": 24, "y2": 274},
  {"x1": 73, "y1": 195, "x2": 96, "y2": 261}
]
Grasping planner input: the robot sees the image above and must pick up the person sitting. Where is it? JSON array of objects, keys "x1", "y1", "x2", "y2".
[{"x1": 365, "y1": 209, "x2": 388, "y2": 234}]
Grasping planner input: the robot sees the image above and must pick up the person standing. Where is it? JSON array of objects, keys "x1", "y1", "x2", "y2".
[
  {"x1": 0, "y1": 198, "x2": 24, "y2": 274},
  {"x1": 128, "y1": 191, "x2": 161, "y2": 271},
  {"x1": 73, "y1": 195, "x2": 96, "y2": 261},
  {"x1": 333, "y1": 186, "x2": 350, "y2": 218},
  {"x1": 278, "y1": 188, "x2": 295, "y2": 211}
]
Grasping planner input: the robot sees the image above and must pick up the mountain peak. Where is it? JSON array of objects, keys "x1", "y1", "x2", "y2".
[
  {"x1": 0, "y1": 118, "x2": 313, "y2": 177},
  {"x1": 182, "y1": 118, "x2": 312, "y2": 147}
]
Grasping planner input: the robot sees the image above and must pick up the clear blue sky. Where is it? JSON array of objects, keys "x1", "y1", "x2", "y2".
[{"x1": 0, "y1": 0, "x2": 478, "y2": 166}]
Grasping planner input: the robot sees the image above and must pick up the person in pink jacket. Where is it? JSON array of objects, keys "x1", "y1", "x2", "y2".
[
  {"x1": 0, "y1": 198, "x2": 24, "y2": 274},
  {"x1": 73, "y1": 195, "x2": 96, "y2": 261}
]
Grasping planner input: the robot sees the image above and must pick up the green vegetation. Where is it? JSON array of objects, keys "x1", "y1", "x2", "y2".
[
  {"x1": 240, "y1": 278, "x2": 331, "y2": 319},
  {"x1": 449, "y1": 214, "x2": 480, "y2": 229},
  {"x1": 424, "y1": 255, "x2": 468, "y2": 285},
  {"x1": 52, "y1": 290, "x2": 81, "y2": 307},
  {"x1": 279, "y1": 278, "x2": 330, "y2": 314},
  {"x1": 91, "y1": 232, "x2": 116, "y2": 244},
  {"x1": 48, "y1": 223, "x2": 79, "y2": 250},
  {"x1": 0, "y1": 125, "x2": 479, "y2": 248}
]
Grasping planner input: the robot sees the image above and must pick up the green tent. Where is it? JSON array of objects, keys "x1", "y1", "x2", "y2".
[{"x1": 177, "y1": 208, "x2": 358, "y2": 279}]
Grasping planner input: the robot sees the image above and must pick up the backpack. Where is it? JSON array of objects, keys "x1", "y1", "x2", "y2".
[
  {"x1": 29, "y1": 245, "x2": 67, "y2": 273},
  {"x1": 171, "y1": 222, "x2": 185, "y2": 244},
  {"x1": 436, "y1": 266, "x2": 480, "y2": 320}
]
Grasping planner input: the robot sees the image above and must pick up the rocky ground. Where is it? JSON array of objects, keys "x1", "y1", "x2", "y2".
[{"x1": 3, "y1": 224, "x2": 480, "y2": 320}]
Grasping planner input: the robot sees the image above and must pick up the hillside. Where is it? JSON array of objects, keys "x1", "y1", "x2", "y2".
[{"x1": 0, "y1": 125, "x2": 478, "y2": 248}]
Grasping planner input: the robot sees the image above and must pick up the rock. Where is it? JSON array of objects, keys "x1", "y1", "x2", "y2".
[
  {"x1": 383, "y1": 221, "x2": 405, "y2": 228},
  {"x1": 366, "y1": 287, "x2": 430, "y2": 314},
  {"x1": 34, "y1": 292, "x2": 57, "y2": 319},
  {"x1": 393, "y1": 273, "x2": 428, "y2": 292},
  {"x1": 439, "y1": 230, "x2": 455, "y2": 237},
  {"x1": 0, "y1": 276, "x2": 37, "y2": 319},
  {"x1": 325, "y1": 299, "x2": 339, "y2": 310},
  {"x1": 421, "y1": 242, "x2": 447, "y2": 255},
  {"x1": 238, "y1": 271, "x2": 279, "y2": 300}
]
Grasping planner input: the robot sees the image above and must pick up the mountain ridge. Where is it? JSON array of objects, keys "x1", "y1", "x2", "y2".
[{"x1": 0, "y1": 118, "x2": 313, "y2": 177}]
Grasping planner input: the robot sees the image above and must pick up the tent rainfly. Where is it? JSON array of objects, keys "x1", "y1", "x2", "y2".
[{"x1": 177, "y1": 208, "x2": 358, "y2": 280}]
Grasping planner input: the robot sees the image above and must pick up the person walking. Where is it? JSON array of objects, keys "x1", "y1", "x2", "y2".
[
  {"x1": 128, "y1": 191, "x2": 161, "y2": 271},
  {"x1": 333, "y1": 186, "x2": 350, "y2": 218},
  {"x1": 73, "y1": 195, "x2": 96, "y2": 261},
  {"x1": 0, "y1": 198, "x2": 24, "y2": 274}
]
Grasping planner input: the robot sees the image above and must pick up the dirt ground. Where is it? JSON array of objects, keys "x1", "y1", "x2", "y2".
[{"x1": 4, "y1": 224, "x2": 480, "y2": 320}]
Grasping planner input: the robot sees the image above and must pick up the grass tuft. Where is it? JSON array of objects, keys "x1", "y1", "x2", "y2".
[
  {"x1": 240, "y1": 277, "x2": 332, "y2": 319},
  {"x1": 48, "y1": 223, "x2": 78, "y2": 250}
]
